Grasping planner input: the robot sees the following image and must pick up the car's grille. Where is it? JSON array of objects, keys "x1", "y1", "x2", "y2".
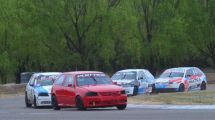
[
  {"x1": 38, "y1": 93, "x2": 49, "y2": 96},
  {"x1": 99, "y1": 92, "x2": 120, "y2": 96},
  {"x1": 41, "y1": 101, "x2": 51, "y2": 104}
]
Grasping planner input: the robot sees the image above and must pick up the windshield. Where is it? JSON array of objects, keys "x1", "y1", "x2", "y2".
[
  {"x1": 36, "y1": 75, "x2": 57, "y2": 86},
  {"x1": 160, "y1": 72, "x2": 184, "y2": 78},
  {"x1": 111, "y1": 71, "x2": 137, "y2": 80},
  {"x1": 77, "y1": 74, "x2": 112, "y2": 86}
]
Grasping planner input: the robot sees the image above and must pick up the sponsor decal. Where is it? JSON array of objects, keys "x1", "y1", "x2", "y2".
[{"x1": 77, "y1": 73, "x2": 106, "y2": 77}]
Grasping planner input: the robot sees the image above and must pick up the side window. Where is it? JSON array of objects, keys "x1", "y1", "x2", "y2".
[
  {"x1": 186, "y1": 69, "x2": 194, "y2": 76},
  {"x1": 55, "y1": 75, "x2": 65, "y2": 86},
  {"x1": 29, "y1": 75, "x2": 35, "y2": 86},
  {"x1": 144, "y1": 70, "x2": 155, "y2": 82},
  {"x1": 64, "y1": 75, "x2": 74, "y2": 86},
  {"x1": 138, "y1": 71, "x2": 146, "y2": 82},
  {"x1": 194, "y1": 68, "x2": 203, "y2": 76},
  {"x1": 145, "y1": 71, "x2": 155, "y2": 80}
]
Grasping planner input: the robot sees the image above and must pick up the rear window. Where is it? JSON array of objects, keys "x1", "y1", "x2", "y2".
[{"x1": 76, "y1": 74, "x2": 112, "y2": 86}]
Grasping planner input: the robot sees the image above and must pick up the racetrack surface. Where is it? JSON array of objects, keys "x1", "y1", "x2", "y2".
[{"x1": 0, "y1": 96, "x2": 215, "y2": 120}]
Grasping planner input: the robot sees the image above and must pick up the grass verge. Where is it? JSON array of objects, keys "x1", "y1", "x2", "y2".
[{"x1": 128, "y1": 90, "x2": 215, "y2": 105}]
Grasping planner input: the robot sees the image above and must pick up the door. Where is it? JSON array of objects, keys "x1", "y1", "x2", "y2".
[
  {"x1": 27, "y1": 75, "x2": 36, "y2": 103},
  {"x1": 63, "y1": 75, "x2": 76, "y2": 106},
  {"x1": 193, "y1": 68, "x2": 203, "y2": 85},
  {"x1": 54, "y1": 75, "x2": 66, "y2": 105},
  {"x1": 185, "y1": 69, "x2": 197, "y2": 88},
  {"x1": 137, "y1": 71, "x2": 148, "y2": 94}
]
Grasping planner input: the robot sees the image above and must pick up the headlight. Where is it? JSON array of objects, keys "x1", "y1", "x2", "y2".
[
  {"x1": 38, "y1": 93, "x2": 49, "y2": 96},
  {"x1": 86, "y1": 92, "x2": 98, "y2": 96},
  {"x1": 120, "y1": 90, "x2": 126, "y2": 94}
]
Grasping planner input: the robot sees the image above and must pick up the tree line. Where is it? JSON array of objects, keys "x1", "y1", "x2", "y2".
[{"x1": 0, "y1": 0, "x2": 214, "y2": 84}]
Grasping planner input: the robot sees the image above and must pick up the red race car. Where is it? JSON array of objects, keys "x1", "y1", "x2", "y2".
[{"x1": 51, "y1": 71, "x2": 127, "y2": 110}]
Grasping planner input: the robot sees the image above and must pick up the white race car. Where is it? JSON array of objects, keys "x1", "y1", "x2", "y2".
[
  {"x1": 111, "y1": 69, "x2": 155, "y2": 96},
  {"x1": 25, "y1": 72, "x2": 61, "y2": 108},
  {"x1": 155, "y1": 67, "x2": 207, "y2": 92}
]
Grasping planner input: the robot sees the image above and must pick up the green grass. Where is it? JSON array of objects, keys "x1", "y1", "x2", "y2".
[{"x1": 128, "y1": 90, "x2": 215, "y2": 105}]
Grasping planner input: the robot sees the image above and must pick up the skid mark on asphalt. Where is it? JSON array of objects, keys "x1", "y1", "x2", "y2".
[{"x1": 128, "y1": 104, "x2": 215, "y2": 110}]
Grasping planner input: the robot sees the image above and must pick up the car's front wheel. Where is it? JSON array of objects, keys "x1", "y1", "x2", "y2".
[
  {"x1": 76, "y1": 96, "x2": 86, "y2": 110},
  {"x1": 52, "y1": 95, "x2": 60, "y2": 110},
  {"x1": 33, "y1": 96, "x2": 39, "y2": 108},
  {"x1": 25, "y1": 93, "x2": 32, "y2": 107},
  {"x1": 116, "y1": 104, "x2": 127, "y2": 110}
]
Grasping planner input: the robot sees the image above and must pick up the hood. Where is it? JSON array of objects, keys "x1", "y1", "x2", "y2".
[
  {"x1": 112, "y1": 79, "x2": 135, "y2": 85},
  {"x1": 35, "y1": 85, "x2": 52, "y2": 94},
  {"x1": 80, "y1": 84, "x2": 123, "y2": 92},
  {"x1": 156, "y1": 77, "x2": 182, "y2": 83}
]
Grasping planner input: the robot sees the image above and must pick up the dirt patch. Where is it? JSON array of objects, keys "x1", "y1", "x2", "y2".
[
  {"x1": 206, "y1": 73, "x2": 215, "y2": 84},
  {"x1": 0, "y1": 83, "x2": 26, "y2": 98}
]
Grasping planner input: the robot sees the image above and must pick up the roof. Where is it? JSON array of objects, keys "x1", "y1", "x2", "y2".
[
  {"x1": 34, "y1": 72, "x2": 62, "y2": 76},
  {"x1": 167, "y1": 67, "x2": 196, "y2": 71},
  {"x1": 64, "y1": 71, "x2": 104, "y2": 75},
  {"x1": 117, "y1": 69, "x2": 149, "y2": 72},
  {"x1": 164, "y1": 67, "x2": 199, "y2": 73}
]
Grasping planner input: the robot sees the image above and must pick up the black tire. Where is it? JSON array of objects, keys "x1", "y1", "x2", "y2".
[
  {"x1": 116, "y1": 104, "x2": 127, "y2": 110},
  {"x1": 200, "y1": 82, "x2": 206, "y2": 90},
  {"x1": 25, "y1": 93, "x2": 32, "y2": 107},
  {"x1": 151, "y1": 84, "x2": 156, "y2": 93},
  {"x1": 52, "y1": 95, "x2": 60, "y2": 110},
  {"x1": 33, "y1": 96, "x2": 39, "y2": 108},
  {"x1": 133, "y1": 86, "x2": 138, "y2": 96},
  {"x1": 178, "y1": 84, "x2": 185, "y2": 92},
  {"x1": 76, "y1": 96, "x2": 86, "y2": 110}
]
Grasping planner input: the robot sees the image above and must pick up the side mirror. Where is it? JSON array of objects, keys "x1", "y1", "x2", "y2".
[
  {"x1": 68, "y1": 84, "x2": 74, "y2": 87},
  {"x1": 138, "y1": 77, "x2": 143, "y2": 80},
  {"x1": 29, "y1": 84, "x2": 34, "y2": 87}
]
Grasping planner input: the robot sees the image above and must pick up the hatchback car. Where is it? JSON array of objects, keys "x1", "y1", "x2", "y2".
[
  {"x1": 25, "y1": 72, "x2": 61, "y2": 108},
  {"x1": 111, "y1": 69, "x2": 155, "y2": 95},
  {"x1": 51, "y1": 71, "x2": 127, "y2": 110},
  {"x1": 155, "y1": 67, "x2": 207, "y2": 92}
]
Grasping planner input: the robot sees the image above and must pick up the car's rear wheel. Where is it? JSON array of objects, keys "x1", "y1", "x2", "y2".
[
  {"x1": 76, "y1": 96, "x2": 86, "y2": 110},
  {"x1": 178, "y1": 84, "x2": 185, "y2": 92},
  {"x1": 200, "y1": 82, "x2": 206, "y2": 90},
  {"x1": 52, "y1": 95, "x2": 60, "y2": 110},
  {"x1": 116, "y1": 104, "x2": 127, "y2": 110},
  {"x1": 33, "y1": 96, "x2": 39, "y2": 108},
  {"x1": 25, "y1": 93, "x2": 32, "y2": 107},
  {"x1": 133, "y1": 86, "x2": 138, "y2": 96}
]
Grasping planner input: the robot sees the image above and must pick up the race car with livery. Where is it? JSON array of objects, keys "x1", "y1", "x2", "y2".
[
  {"x1": 155, "y1": 67, "x2": 207, "y2": 92},
  {"x1": 25, "y1": 72, "x2": 61, "y2": 108},
  {"x1": 111, "y1": 69, "x2": 155, "y2": 95},
  {"x1": 51, "y1": 71, "x2": 127, "y2": 110}
]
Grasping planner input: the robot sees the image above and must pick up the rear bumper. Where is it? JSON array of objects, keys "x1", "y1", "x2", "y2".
[
  {"x1": 155, "y1": 88, "x2": 179, "y2": 92},
  {"x1": 83, "y1": 95, "x2": 127, "y2": 108},
  {"x1": 155, "y1": 83, "x2": 179, "y2": 92}
]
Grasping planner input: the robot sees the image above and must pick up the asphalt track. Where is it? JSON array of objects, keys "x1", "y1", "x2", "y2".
[{"x1": 0, "y1": 96, "x2": 215, "y2": 120}]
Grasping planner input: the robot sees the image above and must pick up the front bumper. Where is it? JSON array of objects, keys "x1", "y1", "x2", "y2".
[
  {"x1": 83, "y1": 95, "x2": 127, "y2": 108},
  {"x1": 36, "y1": 95, "x2": 52, "y2": 106}
]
